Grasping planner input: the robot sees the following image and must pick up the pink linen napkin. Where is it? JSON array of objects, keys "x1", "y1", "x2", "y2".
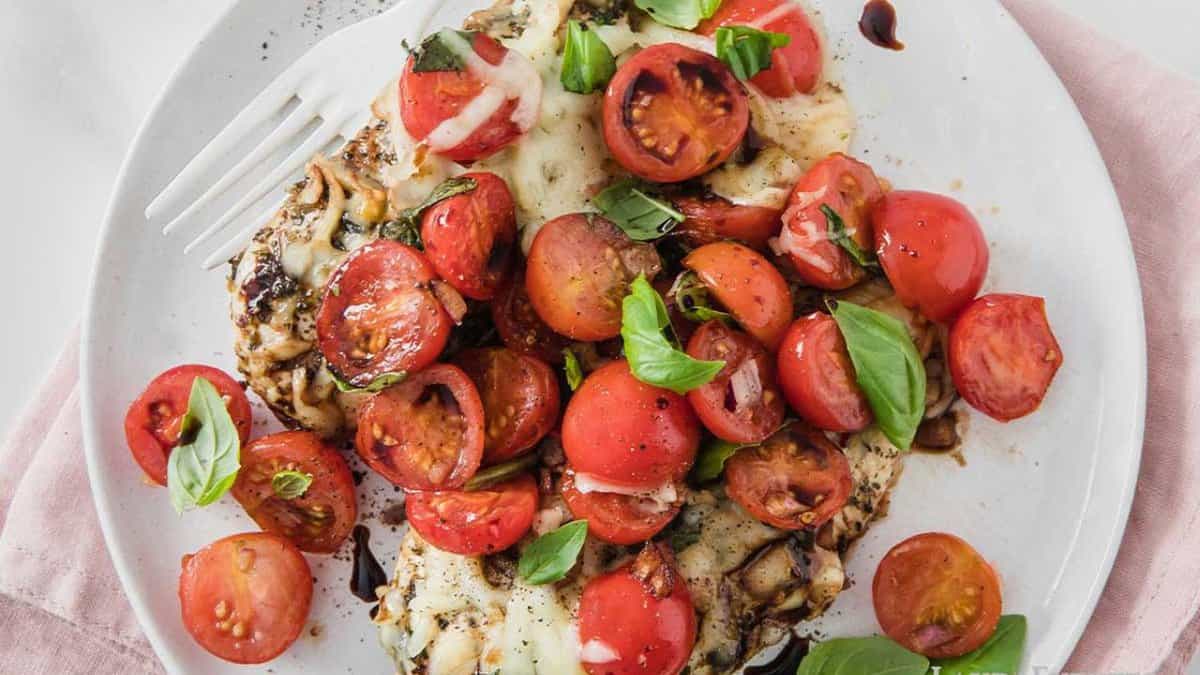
[{"x1": 2, "y1": 3, "x2": 1198, "y2": 673}]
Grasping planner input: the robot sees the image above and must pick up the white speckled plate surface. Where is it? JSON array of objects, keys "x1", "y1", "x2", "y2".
[{"x1": 81, "y1": 0, "x2": 1145, "y2": 672}]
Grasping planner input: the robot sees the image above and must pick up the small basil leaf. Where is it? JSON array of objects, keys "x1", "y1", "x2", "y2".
[
  {"x1": 634, "y1": 0, "x2": 723, "y2": 29},
  {"x1": 563, "y1": 348, "x2": 584, "y2": 391},
  {"x1": 167, "y1": 377, "x2": 242, "y2": 514},
  {"x1": 670, "y1": 271, "x2": 733, "y2": 325},
  {"x1": 830, "y1": 300, "x2": 926, "y2": 450},
  {"x1": 410, "y1": 29, "x2": 475, "y2": 72},
  {"x1": 592, "y1": 179, "x2": 684, "y2": 241},
  {"x1": 464, "y1": 454, "x2": 539, "y2": 491},
  {"x1": 714, "y1": 25, "x2": 791, "y2": 80},
  {"x1": 692, "y1": 437, "x2": 748, "y2": 483},
  {"x1": 271, "y1": 470, "x2": 314, "y2": 500},
  {"x1": 822, "y1": 203, "x2": 878, "y2": 269},
  {"x1": 561, "y1": 20, "x2": 617, "y2": 94},
  {"x1": 796, "y1": 636, "x2": 929, "y2": 675},
  {"x1": 622, "y1": 276, "x2": 725, "y2": 394},
  {"x1": 381, "y1": 176, "x2": 479, "y2": 247},
  {"x1": 329, "y1": 368, "x2": 407, "y2": 393},
  {"x1": 518, "y1": 520, "x2": 589, "y2": 584},
  {"x1": 931, "y1": 615, "x2": 1027, "y2": 675}
]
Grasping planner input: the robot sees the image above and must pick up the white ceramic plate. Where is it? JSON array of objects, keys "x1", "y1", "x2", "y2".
[{"x1": 81, "y1": 1, "x2": 1146, "y2": 673}]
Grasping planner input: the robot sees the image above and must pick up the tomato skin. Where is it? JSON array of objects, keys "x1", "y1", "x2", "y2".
[
  {"x1": 562, "y1": 360, "x2": 700, "y2": 489},
  {"x1": 316, "y1": 240, "x2": 452, "y2": 388},
  {"x1": 578, "y1": 546, "x2": 696, "y2": 675},
  {"x1": 949, "y1": 294, "x2": 1063, "y2": 421},
  {"x1": 685, "y1": 321, "x2": 786, "y2": 443},
  {"x1": 178, "y1": 532, "x2": 313, "y2": 664},
  {"x1": 683, "y1": 241, "x2": 793, "y2": 351},
  {"x1": 453, "y1": 347, "x2": 561, "y2": 464},
  {"x1": 406, "y1": 474, "x2": 538, "y2": 555},
  {"x1": 354, "y1": 364, "x2": 484, "y2": 490},
  {"x1": 421, "y1": 172, "x2": 516, "y2": 301},
  {"x1": 561, "y1": 470, "x2": 681, "y2": 545},
  {"x1": 872, "y1": 532, "x2": 1003, "y2": 659},
  {"x1": 777, "y1": 313, "x2": 873, "y2": 432},
  {"x1": 492, "y1": 262, "x2": 571, "y2": 364},
  {"x1": 872, "y1": 191, "x2": 989, "y2": 323},
  {"x1": 673, "y1": 194, "x2": 782, "y2": 250},
  {"x1": 124, "y1": 365, "x2": 252, "y2": 486},
  {"x1": 602, "y1": 43, "x2": 750, "y2": 183},
  {"x1": 698, "y1": 0, "x2": 824, "y2": 97},
  {"x1": 724, "y1": 424, "x2": 852, "y2": 530},
  {"x1": 525, "y1": 213, "x2": 662, "y2": 341},
  {"x1": 779, "y1": 153, "x2": 885, "y2": 290},
  {"x1": 399, "y1": 33, "x2": 527, "y2": 162}
]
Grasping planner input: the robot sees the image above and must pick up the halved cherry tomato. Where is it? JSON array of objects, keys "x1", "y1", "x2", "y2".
[
  {"x1": 602, "y1": 43, "x2": 749, "y2": 183},
  {"x1": 124, "y1": 365, "x2": 252, "y2": 486},
  {"x1": 683, "y1": 241, "x2": 793, "y2": 350},
  {"x1": 698, "y1": 0, "x2": 824, "y2": 97},
  {"x1": 354, "y1": 364, "x2": 484, "y2": 490},
  {"x1": 453, "y1": 347, "x2": 560, "y2": 464},
  {"x1": 421, "y1": 172, "x2": 516, "y2": 301},
  {"x1": 406, "y1": 473, "x2": 538, "y2": 555},
  {"x1": 873, "y1": 191, "x2": 989, "y2": 323},
  {"x1": 673, "y1": 193, "x2": 782, "y2": 250},
  {"x1": 778, "y1": 153, "x2": 885, "y2": 290},
  {"x1": 316, "y1": 240, "x2": 452, "y2": 388},
  {"x1": 777, "y1": 313, "x2": 873, "y2": 432},
  {"x1": 578, "y1": 543, "x2": 696, "y2": 675},
  {"x1": 525, "y1": 213, "x2": 662, "y2": 341},
  {"x1": 231, "y1": 431, "x2": 357, "y2": 554},
  {"x1": 561, "y1": 360, "x2": 700, "y2": 489},
  {"x1": 561, "y1": 469, "x2": 682, "y2": 545},
  {"x1": 872, "y1": 532, "x2": 1003, "y2": 658},
  {"x1": 724, "y1": 424, "x2": 852, "y2": 530},
  {"x1": 949, "y1": 294, "x2": 1063, "y2": 421},
  {"x1": 492, "y1": 261, "x2": 571, "y2": 364},
  {"x1": 399, "y1": 32, "x2": 536, "y2": 162},
  {"x1": 685, "y1": 320, "x2": 785, "y2": 443},
  {"x1": 179, "y1": 532, "x2": 312, "y2": 664}
]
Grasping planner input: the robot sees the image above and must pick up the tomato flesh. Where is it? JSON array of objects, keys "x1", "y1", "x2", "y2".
[
  {"x1": 562, "y1": 360, "x2": 700, "y2": 489},
  {"x1": 124, "y1": 365, "x2": 252, "y2": 486},
  {"x1": 872, "y1": 190, "x2": 989, "y2": 323},
  {"x1": 316, "y1": 240, "x2": 452, "y2": 388},
  {"x1": 949, "y1": 294, "x2": 1063, "y2": 421},
  {"x1": 453, "y1": 347, "x2": 560, "y2": 464},
  {"x1": 699, "y1": 0, "x2": 824, "y2": 97},
  {"x1": 406, "y1": 473, "x2": 538, "y2": 555},
  {"x1": 561, "y1": 470, "x2": 681, "y2": 545},
  {"x1": 178, "y1": 532, "x2": 313, "y2": 664},
  {"x1": 231, "y1": 431, "x2": 357, "y2": 554},
  {"x1": 684, "y1": 241, "x2": 793, "y2": 350},
  {"x1": 492, "y1": 261, "x2": 572, "y2": 364},
  {"x1": 603, "y1": 43, "x2": 749, "y2": 183},
  {"x1": 873, "y1": 532, "x2": 1003, "y2": 658},
  {"x1": 421, "y1": 172, "x2": 516, "y2": 301},
  {"x1": 777, "y1": 313, "x2": 873, "y2": 432},
  {"x1": 354, "y1": 364, "x2": 484, "y2": 490},
  {"x1": 686, "y1": 320, "x2": 786, "y2": 443},
  {"x1": 673, "y1": 193, "x2": 782, "y2": 250},
  {"x1": 724, "y1": 424, "x2": 852, "y2": 530}
]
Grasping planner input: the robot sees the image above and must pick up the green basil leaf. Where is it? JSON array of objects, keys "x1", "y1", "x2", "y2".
[
  {"x1": 670, "y1": 271, "x2": 733, "y2": 325},
  {"x1": 621, "y1": 276, "x2": 725, "y2": 394},
  {"x1": 822, "y1": 203, "x2": 879, "y2": 269},
  {"x1": 634, "y1": 0, "x2": 723, "y2": 29},
  {"x1": 464, "y1": 454, "x2": 539, "y2": 491},
  {"x1": 692, "y1": 437, "x2": 748, "y2": 483},
  {"x1": 167, "y1": 377, "x2": 242, "y2": 514},
  {"x1": 518, "y1": 520, "x2": 588, "y2": 584},
  {"x1": 561, "y1": 20, "x2": 617, "y2": 94},
  {"x1": 931, "y1": 615, "x2": 1027, "y2": 675},
  {"x1": 381, "y1": 176, "x2": 478, "y2": 247},
  {"x1": 563, "y1": 348, "x2": 584, "y2": 391},
  {"x1": 410, "y1": 29, "x2": 475, "y2": 72},
  {"x1": 797, "y1": 636, "x2": 929, "y2": 675},
  {"x1": 714, "y1": 25, "x2": 791, "y2": 80},
  {"x1": 830, "y1": 301, "x2": 926, "y2": 450},
  {"x1": 592, "y1": 179, "x2": 684, "y2": 241},
  {"x1": 271, "y1": 470, "x2": 313, "y2": 500},
  {"x1": 329, "y1": 367, "x2": 407, "y2": 393}
]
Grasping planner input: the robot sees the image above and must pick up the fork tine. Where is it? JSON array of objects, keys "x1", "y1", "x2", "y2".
[
  {"x1": 183, "y1": 116, "x2": 347, "y2": 255},
  {"x1": 200, "y1": 196, "x2": 288, "y2": 271},
  {"x1": 161, "y1": 97, "x2": 327, "y2": 236},
  {"x1": 145, "y1": 68, "x2": 305, "y2": 222}
]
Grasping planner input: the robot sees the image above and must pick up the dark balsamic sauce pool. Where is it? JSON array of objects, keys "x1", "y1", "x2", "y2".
[{"x1": 859, "y1": 0, "x2": 904, "y2": 51}]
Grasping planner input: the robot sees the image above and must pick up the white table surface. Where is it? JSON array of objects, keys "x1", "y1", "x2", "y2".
[{"x1": 1, "y1": 0, "x2": 1198, "y2": 671}]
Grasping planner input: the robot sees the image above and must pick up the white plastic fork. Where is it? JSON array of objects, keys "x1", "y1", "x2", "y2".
[{"x1": 147, "y1": 0, "x2": 442, "y2": 269}]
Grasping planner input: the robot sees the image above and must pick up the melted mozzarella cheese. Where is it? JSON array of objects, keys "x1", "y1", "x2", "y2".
[{"x1": 572, "y1": 473, "x2": 680, "y2": 512}]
